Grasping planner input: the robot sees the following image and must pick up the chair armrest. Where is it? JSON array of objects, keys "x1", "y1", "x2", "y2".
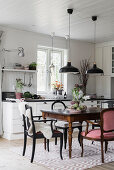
[
  {"x1": 85, "y1": 121, "x2": 89, "y2": 136},
  {"x1": 33, "y1": 119, "x2": 56, "y2": 123},
  {"x1": 33, "y1": 115, "x2": 42, "y2": 120},
  {"x1": 86, "y1": 120, "x2": 100, "y2": 126},
  {"x1": 85, "y1": 120, "x2": 100, "y2": 136},
  {"x1": 33, "y1": 116, "x2": 42, "y2": 118}
]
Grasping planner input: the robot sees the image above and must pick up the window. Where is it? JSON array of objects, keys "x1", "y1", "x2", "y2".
[{"x1": 37, "y1": 47, "x2": 67, "y2": 93}]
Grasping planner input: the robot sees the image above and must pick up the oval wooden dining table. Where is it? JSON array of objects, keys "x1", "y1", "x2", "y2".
[{"x1": 41, "y1": 107, "x2": 101, "y2": 159}]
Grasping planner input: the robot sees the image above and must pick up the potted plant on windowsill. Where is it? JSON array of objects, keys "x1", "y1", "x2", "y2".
[
  {"x1": 15, "y1": 79, "x2": 24, "y2": 99},
  {"x1": 29, "y1": 62, "x2": 37, "y2": 70}
]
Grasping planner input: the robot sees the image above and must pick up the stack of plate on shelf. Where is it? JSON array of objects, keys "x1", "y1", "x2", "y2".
[{"x1": 14, "y1": 63, "x2": 24, "y2": 69}]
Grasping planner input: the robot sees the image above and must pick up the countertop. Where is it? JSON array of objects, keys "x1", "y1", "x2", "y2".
[
  {"x1": 2, "y1": 98, "x2": 71, "y2": 103},
  {"x1": 2, "y1": 97, "x2": 114, "y2": 103},
  {"x1": 24, "y1": 98, "x2": 71, "y2": 102}
]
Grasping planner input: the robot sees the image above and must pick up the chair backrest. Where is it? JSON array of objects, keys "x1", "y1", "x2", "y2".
[
  {"x1": 101, "y1": 100, "x2": 114, "y2": 109},
  {"x1": 23, "y1": 104, "x2": 35, "y2": 135},
  {"x1": 51, "y1": 100, "x2": 67, "y2": 110},
  {"x1": 100, "y1": 108, "x2": 114, "y2": 133}
]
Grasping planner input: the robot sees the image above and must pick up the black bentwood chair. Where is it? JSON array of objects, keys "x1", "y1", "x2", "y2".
[
  {"x1": 51, "y1": 100, "x2": 82, "y2": 149},
  {"x1": 92, "y1": 100, "x2": 114, "y2": 130},
  {"x1": 22, "y1": 104, "x2": 63, "y2": 162}
]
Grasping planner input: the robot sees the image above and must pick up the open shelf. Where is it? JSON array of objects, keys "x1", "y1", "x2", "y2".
[{"x1": 1, "y1": 68, "x2": 37, "y2": 73}]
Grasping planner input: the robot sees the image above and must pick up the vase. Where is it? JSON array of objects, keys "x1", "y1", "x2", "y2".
[
  {"x1": 15, "y1": 92, "x2": 22, "y2": 99},
  {"x1": 58, "y1": 89, "x2": 63, "y2": 95}
]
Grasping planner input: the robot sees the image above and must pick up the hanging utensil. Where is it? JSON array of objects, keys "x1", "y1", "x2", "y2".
[
  {"x1": 28, "y1": 74, "x2": 32, "y2": 87},
  {"x1": 23, "y1": 72, "x2": 26, "y2": 86}
]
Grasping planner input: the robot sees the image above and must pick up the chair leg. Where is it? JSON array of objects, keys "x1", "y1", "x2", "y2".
[
  {"x1": 44, "y1": 138, "x2": 46, "y2": 150},
  {"x1": 47, "y1": 139, "x2": 49, "y2": 152},
  {"x1": 63, "y1": 129, "x2": 67, "y2": 149},
  {"x1": 92, "y1": 124, "x2": 94, "y2": 144},
  {"x1": 23, "y1": 133, "x2": 27, "y2": 156},
  {"x1": 55, "y1": 128, "x2": 57, "y2": 145},
  {"x1": 105, "y1": 141, "x2": 108, "y2": 153},
  {"x1": 55, "y1": 137, "x2": 57, "y2": 145},
  {"x1": 60, "y1": 135, "x2": 63, "y2": 160},
  {"x1": 78, "y1": 126, "x2": 82, "y2": 146},
  {"x1": 101, "y1": 141, "x2": 104, "y2": 163},
  {"x1": 80, "y1": 136, "x2": 83, "y2": 157},
  {"x1": 31, "y1": 137, "x2": 36, "y2": 163}
]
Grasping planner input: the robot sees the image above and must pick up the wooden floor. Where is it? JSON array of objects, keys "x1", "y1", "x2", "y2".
[{"x1": 0, "y1": 136, "x2": 114, "y2": 170}]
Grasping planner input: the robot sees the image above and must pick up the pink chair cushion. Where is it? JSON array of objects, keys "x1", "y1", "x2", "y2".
[
  {"x1": 103, "y1": 111, "x2": 114, "y2": 131},
  {"x1": 81, "y1": 129, "x2": 114, "y2": 139}
]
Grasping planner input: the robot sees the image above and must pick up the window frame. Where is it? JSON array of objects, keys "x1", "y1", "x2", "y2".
[{"x1": 37, "y1": 46, "x2": 65, "y2": 94}]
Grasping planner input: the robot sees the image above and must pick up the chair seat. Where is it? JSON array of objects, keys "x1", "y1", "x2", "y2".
[
  {"x1": 36, "y1": 131, "x2": 42, "y2": 134},
  {"x1": 81, "y1": 129, "x2": 114, "y2": 139},
  {"x1": 53, "y1": 130, "x2": 63, "y2": 134},
  {"x1": 55, "y1": 121, "x2": 82, "y2": 128}
]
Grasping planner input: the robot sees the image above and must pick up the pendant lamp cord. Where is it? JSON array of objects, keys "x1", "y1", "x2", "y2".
[
  {"x1": 52, "y1": 34, "x2": 53, "y2": 60},
  {"x1": 94, "y1": 19, "x2": 96, "y2": 63},
  {"x1": 68, "y1": 13, "x2": 71, "y2": 61},
  {"x1": 51, "y1": 32, "x2": 55, "y2": 65}
]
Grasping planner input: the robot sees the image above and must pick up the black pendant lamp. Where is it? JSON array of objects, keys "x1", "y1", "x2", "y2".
[
  {"x1": 59, "y1": 9, "x2": 79, "y2": 73},
  {"x1": 87, "y1": 16, "x2": 103, "y2": 74}
]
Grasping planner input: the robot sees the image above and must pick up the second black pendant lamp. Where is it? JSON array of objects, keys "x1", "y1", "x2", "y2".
[
  {"x1": 59, "y1": 9, "x2": 79, "y2": 73},
  {"x1": 87, "y1": 16, "x2": 104, "y2": 74}
]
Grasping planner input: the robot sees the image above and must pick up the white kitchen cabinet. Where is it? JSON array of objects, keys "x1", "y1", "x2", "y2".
[
  {"x1": 96, "y1": 76, "x2": 111, "y2": 98},
  {"x1": 2, "y1": 101, "x2": 51, "y2": 140},
  {"x1": 95, "y1": 46, "x2": 111, "y2": 76},
  {"x1": 36, "y1": 101, "x2": 71, "y2": 115},
  {"x1": 103, "y1": 46, "x2": 111, "y2": 76},
  {"x1": 95, "y1": 44, "x2": 114, "y2": 97},
  {"x1": 82, "y1": 101, "x2": 97, "y2": 107},
  {"x1": 2, "y1": 100, "x2": 71, "y2": 140},
  {"x1": 96, "y1": 76, "x2": 103, "y2": 97},
  {"x1": 95, "y1": 47, "x2": 103, "y2": 70},
  {"x1": 3, "y1": 102, "x2": 23, "y2": 140},
  {"x1": 36, "y1": 102, "x2": 52, "y2": 116}
]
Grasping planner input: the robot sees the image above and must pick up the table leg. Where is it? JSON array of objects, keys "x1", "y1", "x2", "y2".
[{"x1": 68, "y1": 122, "x2": 72, "y2": 158}]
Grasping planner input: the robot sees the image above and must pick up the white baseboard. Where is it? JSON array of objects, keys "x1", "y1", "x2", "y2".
[{"x1": 3, "y1": 132, "x2": 24, "y2": 140}]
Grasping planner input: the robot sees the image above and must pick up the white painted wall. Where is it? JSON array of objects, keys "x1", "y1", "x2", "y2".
[
  {"x1": 67, "y1": 40, "x2": 95, "y2": 95},
  {"x1": 0, "y1": 26, "x2": 95, "y2": 96}
]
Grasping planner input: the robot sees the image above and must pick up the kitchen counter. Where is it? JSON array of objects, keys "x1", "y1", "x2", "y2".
[
  {"x1": 3, "y1": 97, "x2": 114, "y2": 103},
  {"x1": 87, "y1": 97, "x2": 114, "y2": 101},
  {"x1": 2, "y1": 98, "x2": 71, "y2": 102},
  {"x1": 24, "y1": 98, "x2": 71, "y2": 102}
]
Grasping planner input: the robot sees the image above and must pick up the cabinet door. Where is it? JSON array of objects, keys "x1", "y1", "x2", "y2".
[
  {"x1": 96, "y1": 76, "x2": 103, "y2": 97},
  {"x1": 27, "y1": 102, "x2": 37, "y2": 116},
  {"x1": 36, "y1": 102, "x2": 52, "y2": 116},
  {"x1": 82, "y1": 101, "x2": 97, "y2": 107},
  {"x1": 64, "y1": 101, "x2": 71, "y2": 107},
  {"x1": 96, "y1": 76, "x2": 111, "y2": 98},
  {"x1": 102, "y1": 76, "x2": 111, "y2": 98},
  {"x1": 95, "y1": 47, "x2": 103, "y2": 69},
  {"x1": 103, "y1": 46, "x2": 111, "y2": 75}
]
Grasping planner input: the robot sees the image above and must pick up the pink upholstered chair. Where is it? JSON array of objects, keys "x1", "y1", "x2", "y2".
[{"x1": 80, "y1": 108, "x2": 114, "y2": 163}]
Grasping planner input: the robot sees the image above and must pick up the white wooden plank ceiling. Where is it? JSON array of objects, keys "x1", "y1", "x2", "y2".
[{"x1": 0, "y1": 0, "x2": 114, "y2": 42}]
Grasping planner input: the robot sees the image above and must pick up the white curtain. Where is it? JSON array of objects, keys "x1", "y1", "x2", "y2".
[
  {"x1": 0, "y1": 31, "x2": 3, "y2": 136},
  {"x1": 0, "y1": 64, "x2": 2, "y2": 136}
]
